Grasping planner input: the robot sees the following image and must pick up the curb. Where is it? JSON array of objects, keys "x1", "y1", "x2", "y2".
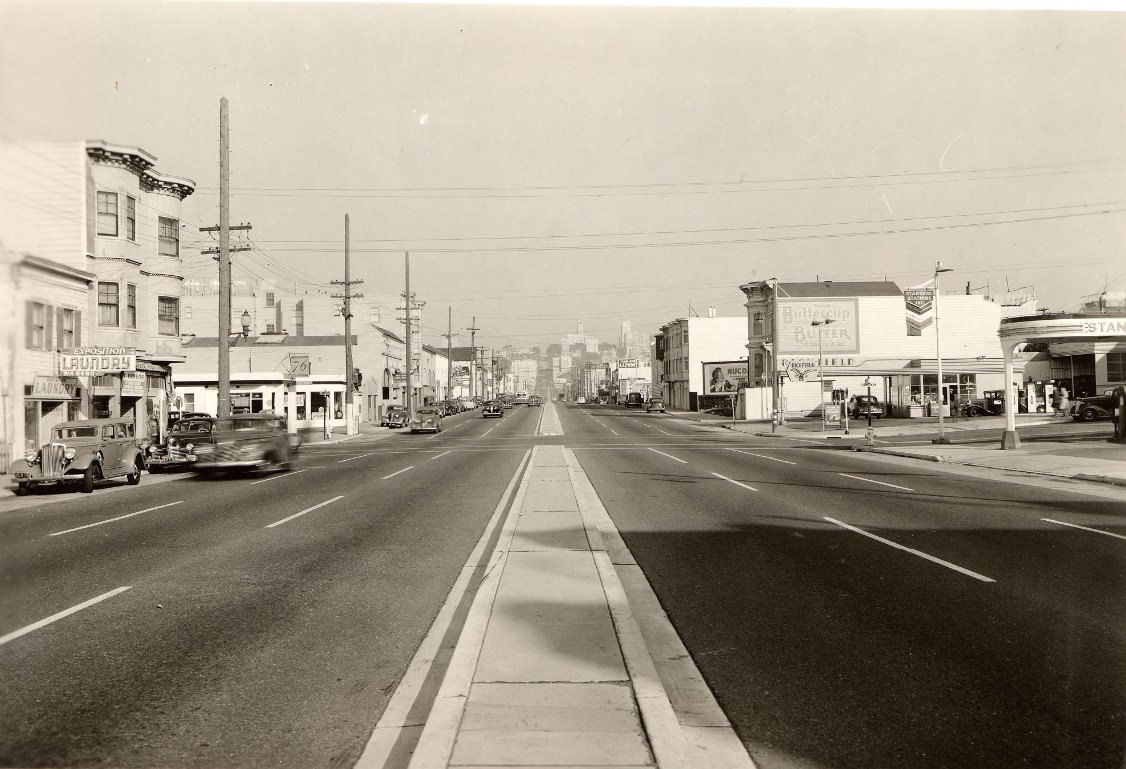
[{"x1": 857, "y1": 446, "x2": 1126, "y2": 487}]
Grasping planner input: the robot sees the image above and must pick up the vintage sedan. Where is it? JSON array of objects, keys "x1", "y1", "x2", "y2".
[
  {"x1": 645, "y1": 397, "x2": 666, "y2": 413},
  {"x1": 14, "y1": 417, "x2": 145, "y2": 495},
  {"x1": 146, "y1": 416, "x2": 217, "y2": 472},
  {"x1": 409, "y1": 406, "x2": 444, "y2": 433},
  {"x1": 381, "y1": 405, "x2": 409, "y2": 428},
  {"x1": 190, "y1": 414, "x2": 299, "y2": 475},
  {"x1": 482, "y1": 400, "x2": 504, "y2": 418},
  {"x1": 1071, "y1": 390, "x2": 1116, "y2": 422}
]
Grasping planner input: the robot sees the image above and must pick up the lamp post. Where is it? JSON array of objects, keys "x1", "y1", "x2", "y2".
[
  {"x1": 932, "y1": 261, "x2": 954, "y2": 445},
  {"x1": 811, "y1": 319, "x2": 836, "y2": 431}
]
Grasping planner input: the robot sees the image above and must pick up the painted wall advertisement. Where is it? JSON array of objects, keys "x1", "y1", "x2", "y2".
[
  {"x1": 702, "y1": 361, "x2": 748, "y2": 394},
  {"x1": 776, "y1": 299, "x2": 860, "y2": 355}
]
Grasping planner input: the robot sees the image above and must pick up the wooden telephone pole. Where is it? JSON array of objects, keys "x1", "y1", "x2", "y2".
[
  {"x1": 467, "y1": 316, "x2": 480, "y2": 400},
  {"x1": 330, "y1": 214, "x2": 363, "y2": 435}
]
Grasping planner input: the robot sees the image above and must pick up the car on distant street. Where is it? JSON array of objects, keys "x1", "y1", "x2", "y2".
[
  {"x1": 146, "y1": 416, "x2": 217, "y2": 472},
  {"x1": 527, "y1": 395, "x2": 542, "y2": 407},
  {"x1": 190, "y1": 414, "x2": 299, "y2": 475},
  {"x1": 847, "y1": 395, "x2": 884, "y2": 419},
  {"x1": 645, "y1": 397, "x2": 665, "y2": 413},
  {"x1": 624, "y1": 393, "x2": 645, "y2": 408},
  {"x1": 460, "y1": 397, "x2": 477, "y2": 411},
  {"x1": 577, "y1": 396, "x2": 586, "y2": 404},
  {"x1": 409, "y1": 406, "x2": 444, "y2": 433},
  {"x1": 1071, "y1": 390, "x2": 1116, "y2": 422},
  {"x1": 515, "y1": 392, "x2": 529, "y2": 405},
  {"x1": 482, "y1": 400, "x2": 504, "y2": 418},
  {"x1": 13, "y1": 417, "x2": 146, "y2": 495},
  {"x1": 381, "y1": 405, "x2": 409, "y2": 428}
]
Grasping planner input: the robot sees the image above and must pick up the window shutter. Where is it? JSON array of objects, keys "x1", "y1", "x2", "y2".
[
  {"x1": 56, "y1": 307, "x2": 65, "y2": 348},
  {"x1": 25, "y1": 301, "x2": 34, "y2": 348},
  {"x1": 45, "y1": 306, "x2": 54, "y2": 350}
]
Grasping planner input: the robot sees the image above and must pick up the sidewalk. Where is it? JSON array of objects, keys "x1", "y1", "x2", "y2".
[{"x1": 373, "y1": 444, "x2": 751, "y2": 769}]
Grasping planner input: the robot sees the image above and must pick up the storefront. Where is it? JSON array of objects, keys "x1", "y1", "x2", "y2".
[
  {"x1": 23, "y1": 376, "x2": 82, "y2": 451},
  {"x1": 172, "y1": 374, "x2": 349, "y2": 434}
]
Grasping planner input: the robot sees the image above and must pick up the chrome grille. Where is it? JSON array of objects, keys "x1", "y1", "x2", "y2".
[{"x1": 41, "y1": 443, "x2": 66, "y2": 476}]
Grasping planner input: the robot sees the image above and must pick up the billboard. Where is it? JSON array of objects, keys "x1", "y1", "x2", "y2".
[
  {"x1": 776, "y1": 299, "x2": 860, "y2": 355},
  {"x1": 702, "y1": 361, "x2": 748, "y2": 394}
]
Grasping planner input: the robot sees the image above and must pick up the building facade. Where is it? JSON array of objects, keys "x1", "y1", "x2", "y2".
[{"x1": 654, "y1": 316, "x2": 748, "y2": 411}]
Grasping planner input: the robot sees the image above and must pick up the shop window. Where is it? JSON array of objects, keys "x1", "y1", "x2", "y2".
[
  {"x1": 98, "y1": 282, "x2": 119, "y2": 326},
  {"x1": 1108, "y1": 353, "x2": 1126, "y2": 382},
  {"x1": 125, "y1": 196, "x2": 136, "y2": 241},
  {"x1": 97, "y1": 191, "x2": 118, "y2": 236},
  {"x1": 158, "y1": 296, "x2": 179, "y2": 335},
  {"x1": 126, "y1": 284, "x2": 137, "y2": 328},
  {"x1": 158, "y1": 216, "x2": 179, "y2": 257}
]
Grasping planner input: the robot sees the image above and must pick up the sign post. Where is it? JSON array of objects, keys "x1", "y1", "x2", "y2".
[{"x1": 862, "y1": 376, "x2": 876, "y2": 445}]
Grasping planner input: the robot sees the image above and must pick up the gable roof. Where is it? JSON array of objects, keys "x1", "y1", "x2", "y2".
[{"x1": 777, "y1": 281, "x2": 903, "y2": 298}]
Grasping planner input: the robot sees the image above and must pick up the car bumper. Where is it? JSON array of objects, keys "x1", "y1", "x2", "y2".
[{"x1": 191, "y1": 459, "x2": 267, "y2": 471}]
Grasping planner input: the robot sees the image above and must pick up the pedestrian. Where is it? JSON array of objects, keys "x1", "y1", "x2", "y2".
[
  {"x1": 1058, "y1": 386, "x2": 1070, "y2": 418},
  {"x1": 1051, "y1": 390, "x2": 1062, "y2": 416}
]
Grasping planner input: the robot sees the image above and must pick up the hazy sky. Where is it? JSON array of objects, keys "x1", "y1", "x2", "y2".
[{"x1": 2, "y1": 2, "x2": 1124, "y2": 350}]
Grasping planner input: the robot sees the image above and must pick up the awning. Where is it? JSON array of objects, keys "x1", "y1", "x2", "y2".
[{"x1": 136, "y1": 360, "x2": 171, "y2": 375}]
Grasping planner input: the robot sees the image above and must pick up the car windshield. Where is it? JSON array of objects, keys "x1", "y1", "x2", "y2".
[
  {"x1": 216, "y1": 418, "x2": 269, "y2": 432},
  {"x1": 417, "y1": 408, "x2": 438, "y2": 415},
  {"x1": 55, "y1": 426, "x2": 97, "y2": 439}
]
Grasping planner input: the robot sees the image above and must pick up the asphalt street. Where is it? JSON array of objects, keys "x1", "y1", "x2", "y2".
[{"x1": 1, "y1": 401, "x2": 1123, "y2": 769}]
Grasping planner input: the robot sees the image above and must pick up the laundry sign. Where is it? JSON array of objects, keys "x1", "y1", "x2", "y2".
[{"x1": 58, "y1": 346, "x2": 136, "y2": 374}]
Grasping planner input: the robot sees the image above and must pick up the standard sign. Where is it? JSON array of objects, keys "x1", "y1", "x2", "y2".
[{"x1": 58, "y1": 346, "x2": 136, "y2": 374}]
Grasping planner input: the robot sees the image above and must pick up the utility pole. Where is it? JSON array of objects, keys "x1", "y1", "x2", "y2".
[
  {"x1": 441, "y1": 306, "x2": 455, "y2": 400},
  {"x1": 199, "y1": 97, "x2": 252, "y2": 417},
  {"x1": 331, "y1": 214, "x2": 363, "y2": 435},
  {"x1": 467, "y1": 316, "x2": 480, "y2": 400},
  {"x1": 403, "y1": 252, "x2": 412, "y2": 418}
]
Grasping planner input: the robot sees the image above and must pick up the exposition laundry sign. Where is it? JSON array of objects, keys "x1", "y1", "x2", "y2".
[
  {"x1": 776, "y1": 299, "x2": 860, "y2": 355},
  {"x1": 58, "y1": 346, "x2": 136, "y2": 374}
]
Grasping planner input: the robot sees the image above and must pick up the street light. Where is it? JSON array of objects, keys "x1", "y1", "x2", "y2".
[
  {"x1": 811, "y1": 318, "x2": 836, "y2": 431},
  {"x1": 932, "y1": 261, "x2": 955, "y2": 445}
]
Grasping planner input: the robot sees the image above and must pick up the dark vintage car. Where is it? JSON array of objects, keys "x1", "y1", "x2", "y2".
[
  {"x1": 190, "y1": 414, "x2": 300, "y2": 475},
  {"x1": 409, "y1": 406, "x2": 444, "y2": 433},
  {"x1": 482, "y1": 400, "x2": 504, "y2": 418},
  {"x1": 527, "y1": 395, "x2": 542, "y2": 407},
  {"x1": 645, "y1": 397, "x2": 666, "y2": 413},
  {"x1": 14, "y1": 417, "x2": 145, "y2": 494},
  {"x1": 146, "y1": 416, "x2": 217, "y2": 471},
  {"x1": 624, "y1": 393, "x2": 645, "y2": 408},
  {"x1": 1071, "y1": 390, "x2": 1116, "y2": 422},
  {"x1": 381, "y1": 405, "x2": 409, "y2": 428},
  {"x1": 848, "y1": 395, "x2": 884, "y2": 419}
]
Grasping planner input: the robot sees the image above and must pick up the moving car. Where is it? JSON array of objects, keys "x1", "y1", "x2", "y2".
[
  {"x1": 14, "y1": 417, "x2": 145, "y2": 494},
  {"x1": 409, "y1": 406, "x2": 444, "y2": 433},
  {"x1": 191, "y1": 414, "x2": 299, "y2": 474},
  {"x1": 624, "y1": 393, "x2": 645, "y2": 408},
  {"x1": 459, "y1": 397, "x2": 477, "y2": 411},
  {"x1": 577, "y1": 396, "x2": 586, "y2": 404},
  {"x1": 482, "y1": 400, "x2": 504, "y2": 418},
  {"x1": 847, "y1": 394, "x2": 884, "y2": 419},
  {"x1": 1071, "y1": 390, "x2": 1116, "y2": 422},
  {"x1": 514, "y1": 392, "x2": 529, "y2": 405},
  {"x1": 527, "y1": 395, "x2": 542, "y2": 407},
  {"x1": 381, "y1": 405, "x2": 409, "y2": 428},
  {"x1": 646, "y1": 397, "x2": 665, "y2": 413},
  {"x1": 146, "y1": 416, "x2": 217, "y2": 472}
]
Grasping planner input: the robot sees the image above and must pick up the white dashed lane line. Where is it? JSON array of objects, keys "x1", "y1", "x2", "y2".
[
  {"x1": 648, "y1": 448, "x2": 687, "y2": 464},
  {"x1": 837, "y1": 473, "x2": 914, "y2": 492},
  {"x1": 823, "y1": 516, "x2": 995, "y2": 583},
  {"x1": 0, "y1": 587, "x2": 133, "y2": 647},
  {"x1": 50, "y1": 502, "x2": 184, "y2": 537},
  {"x1": 266, "y1": 496, "x2": 345, "y2": 529},
  {"x1": 382, "y1": 466, "x2": 415, "y2": 480},
  {"x1": 429, "y1": 451, "x2": 451, "y2": 461},
  {"x1": 251, "y1": 468, "x2": 309, "y2": 484},
  {"x1": 1041, "y1": 518, "x2": 1126, "y2": 540},
  {"x1": 338, "y1": 453, "x2": 375, "y2": 463},
  {"x1": 710, "y1": 472, "x2": 758, "y2": 492},
  {"x1": 729, "y1": 448, "x2": 797, "y2": 465}
]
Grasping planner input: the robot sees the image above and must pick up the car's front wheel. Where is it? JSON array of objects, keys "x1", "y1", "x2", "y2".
[
  {"x1": 82, "y1": 463, "x2": 101, "y2": 493},
  {"x1": 126, "y1": 458, "x2": 143, "y2": 485},
  {"x1": 1079, "y1": 407, "x2": 1100, "y2": 422}
]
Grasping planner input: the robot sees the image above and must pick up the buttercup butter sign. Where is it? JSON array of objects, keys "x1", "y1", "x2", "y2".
[
  {"x1": 58, "y1": 346, "x2": 137, "y2": 374},
  {"x1": 776, "y1": 299, "x2": 860, "y2": 355}
]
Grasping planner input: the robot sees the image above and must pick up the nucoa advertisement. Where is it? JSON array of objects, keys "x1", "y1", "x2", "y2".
[
  {"x1": 776, "y1": 299, "x2": 860, "y2": 355},
  {"x1": 702, "y1": 361, "x2": 748, "y2": 394}
]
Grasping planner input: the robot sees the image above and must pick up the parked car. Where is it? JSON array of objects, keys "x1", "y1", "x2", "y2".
[
  {"x1": 146, "y1": 416, "x2": 217, "y2": 472},
  {"x1": 847, "y1": 395, "x2": 884, "y2": 419},
  {"x1": 527, "y1": 395, "x2": 542, "y2": 407},
  {"x1": 646, "y1": 397, "x2": 665, "y2": 413},
  {"x1": 1071, "y1": 390, "x2": 1116, "y2": 422},
  {"x1": 14, "y1": 417, "x2": 145, "y2": 495},
  {"x1": 482, "y1": 400, "x2": 504, "y2": 418},
  {"x1": 409, "y1": 406, "x2": 444, "y2": 433},
  {"x1": 577, "y1": 396, "x2": 586, "y2": 404},
  {"x1": 382, "y1": 405, "x2": 409, "y2": 428},
  {"x1": 624, "y1": 393, "x2": 645, "y2": 408},
  {"x1": 460, "y1": 397, "x2": 477, "y2": 411},
  {"x1": 190, "y1": 414, "x2": 299, "y2": 475}
]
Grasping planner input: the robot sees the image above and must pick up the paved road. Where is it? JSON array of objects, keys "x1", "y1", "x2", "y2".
[{"x1": 2, "y1": 401, "x2": 1123, "y2": 769}]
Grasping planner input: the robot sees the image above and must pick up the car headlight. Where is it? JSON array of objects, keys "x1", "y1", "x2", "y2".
[
  {"x1": 185, "y1": 443, "x2": 194, "y2": 452},
  {"x1": 64, "y1": 447, "x2": 77, "y2": 460},
  {"x1": 24, "y1": 451, "x2": 38, "y2": 464},
  {"x1": 147, "y1": 445, "x2": 158, "y2": 455}
]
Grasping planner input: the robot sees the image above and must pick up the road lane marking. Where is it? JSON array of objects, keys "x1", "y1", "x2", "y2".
[
  {"x1": 656, "y1": 429, "x2": 671, "y2": 435},
  {"x1": 1042, "y1": 518, "x2": 1126, "y2": 540},
  {"x1": 430, "y1": 451, "x2": 451, "y2": 461},
  {"x1": 250, "y1": 468, "x2": 309, "y2": 484},
  {"x1": 382, "y1": 466, "x2": 415, "y2": 480},
  {"x1": 729, "y1": 449, "x2": 796, "y2": 465},
  {"x1": 338, "y1": 453, "x2": 375, "y2": 463},
  {"x1": 823, "y1": 516, "x2": 995, "y2": 582},
  {"x1": 837, "y1": 473, "x2": 914, "y2": 491},
  {"x1": 266, "y1": 496, "x2": 344, "y2": 528},
  {"x1": 648, "y1": 448, "x2": 687, "y2": 464},
  {"x1": 481, "y1": 426, "x2": 495, "y2": 437},
  {"x1": 50, "y1": 502, "x2": 183, "y2": 537},
  {"x1": 711, "y1": 472, "x2": 758, "y2": 492},
  {"x1": 0, "y1": 587, "x2": 132, "y2": 646},
  {"x1": 609, "y1": 429, "x2": 619, "y2": 436}
]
